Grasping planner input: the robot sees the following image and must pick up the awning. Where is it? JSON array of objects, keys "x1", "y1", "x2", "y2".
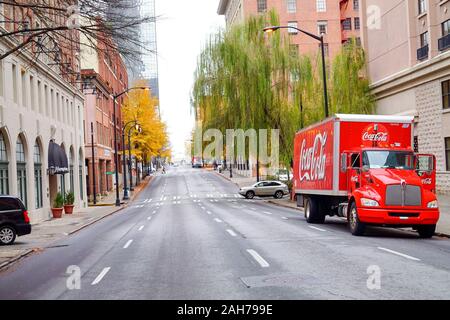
[{"x1": 48, "y1": 141, "x2": 69, "y2": 175}]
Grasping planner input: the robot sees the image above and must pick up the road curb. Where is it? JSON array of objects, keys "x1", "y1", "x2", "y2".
[
  {"x1": 0, "y1": 249, "x2": 35, "y2": 272},
  {"x1": 267, "y1": 200, "x2": 304, "y2": 212},
  {"x1": 213, "y1": 171, "x2": 240, "y2": 187}
]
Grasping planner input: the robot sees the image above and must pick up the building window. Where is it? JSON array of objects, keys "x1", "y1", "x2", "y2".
[
  {"x1": 342, "y1": 18, "x2": 352, "y2": 30},
  {"x1": 354, "y1": 17, "x2": 360, "y2": 30},
  {"x1": 12, "y1": 64, "x2": 17, "y2": 103},
  {"x1": 353, "y1": 0, "x2": 359, "y2": 10},
  {"x1": 418, "y1": 0, "x2": 426, "y2": 15},
  {"x1": 287, "y1": 21, "x2": 298, "y2": 34},
  {"x1": 257, "y1": 0, "x2": 267, "y2": 13},
  {"x1": 316, "y1": 0, "x2": 326, "y2": 12},
  {"x1": 446, "y1": 138, "x2": 450, "y2": 171},
  {"x1": 443, "y1": 80, "x2": 450, "y2": 110},
  {"x1": 414, "y1": 136, "x2": 419, "y2": 153},
  {"x1": 0, "y1": 61, "x2": 3, "y2": 97},
  {"x1": 34, "y1": 142, "x2": 43, "y2": 209},
  {"x1": 318, "y1": 21, "x2": 328, "y2": 35},
  {"x1": 70, "y1": 150, "x2": 74, "y2": 193},
  {"x1": 443, "y1": 19, "x2": 450, "y2": 37},
  {"x1": 420, "y1": 31, "x2": 429, "y2": 47},
  {"x1": 287, "y1": 0, "x2": 297, "y2": 13},
  {"x1": 0, "y1": 133, "x2": 9, "y2": 195},
  {"x1": 21, "y1": 70, "x2": 27, "y2": 108},
  {"x1": 79, "y1": 149, "x2": 84, "y2": 200},
  {"x1": 16, "y1": 137, "x2": 27, "y2": 206}
]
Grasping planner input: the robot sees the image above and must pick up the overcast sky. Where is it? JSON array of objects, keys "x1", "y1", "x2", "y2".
[{"x1": 155, "y1": 0, "x2": 224, "y2": 159}]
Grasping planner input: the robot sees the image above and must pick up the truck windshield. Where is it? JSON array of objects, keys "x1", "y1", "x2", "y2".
[{"x1": 362, "y1": 151, "x2": 414, "y2": 170}]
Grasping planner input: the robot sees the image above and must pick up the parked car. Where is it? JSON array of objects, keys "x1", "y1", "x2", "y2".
[
  {"x1": 239, "y1": 181, "x2": 289, "y2": 199},
  {"x1": 0, "y1": 196, "x2": 31, "y2": 245}
]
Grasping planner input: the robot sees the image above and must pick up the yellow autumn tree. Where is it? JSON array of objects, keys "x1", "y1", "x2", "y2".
[{"x1": 122, "y1": 80, "x2": 171, "y2": 164}]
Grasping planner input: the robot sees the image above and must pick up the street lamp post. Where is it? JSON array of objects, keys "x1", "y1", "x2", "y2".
[
  {"x1": 263, "y1": 26, "x2": 329, "y2": 118},
  {"x1": 122, "y1": 120, "x2": 139, "y2": 200},
  {"x1": 112, "y1": 86, "x2": 150, "y2": 207}
]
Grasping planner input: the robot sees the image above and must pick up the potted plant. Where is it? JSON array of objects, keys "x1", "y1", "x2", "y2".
[
  {"x1": 51, "y1": 192, "x2": 64, "y2": 218},
  {"x1": 64, "y1": 191, "x2": 75, "y2": 214}
]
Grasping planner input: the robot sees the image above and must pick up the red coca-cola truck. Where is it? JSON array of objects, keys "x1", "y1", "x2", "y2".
[{"x1": 293, "y1": 114, "x2": 439, "y2": 238}]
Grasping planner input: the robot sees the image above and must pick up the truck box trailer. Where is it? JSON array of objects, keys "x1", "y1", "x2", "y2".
[{"x1": 293, "y1": 114, "x2": 439, "y2": 237}]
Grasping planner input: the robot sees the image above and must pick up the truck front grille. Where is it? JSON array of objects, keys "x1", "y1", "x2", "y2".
[{"x1": 385, "y1": 185, "x2": 421, "y2": 206}]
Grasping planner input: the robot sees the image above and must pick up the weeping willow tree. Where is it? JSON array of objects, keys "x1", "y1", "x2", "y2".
[{"x1": 192, "y1": 11, "x2": 374, "y2": 174}]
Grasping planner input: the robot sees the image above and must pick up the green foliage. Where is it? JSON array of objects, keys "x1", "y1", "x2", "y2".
[
  {"x1": 54, "y1": 192, "x2": 64, "y2": 208},
  {"x1": 65, "y1": 192, "x2": 75, "y2": 205},
  {"x1": 192, "y1": 11, "x2": 374, "y2": 171}
]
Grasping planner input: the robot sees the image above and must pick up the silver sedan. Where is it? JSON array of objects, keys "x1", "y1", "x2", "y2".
[{"x1": 238, "y1": 181, "x2": 289, "y2": 199}]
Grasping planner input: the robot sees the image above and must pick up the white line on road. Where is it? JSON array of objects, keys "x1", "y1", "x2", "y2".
[
  {"x1": 207, "y1": 211, "x2": 212, "y2": 215},
  {"x1": 152, "y1": 211, "x2": 156, "y2": 214},
  {"x1": 377, "y1": 247, "x2": 421, "y2": 261},
  {"x1": 281, "y1": 217, "x2": 289, "y2": 220},
  {"x1": 263, "y1": 211, "x2": 273, "y2": 215},
  {"x1": 91, "y1": 267, "x2": 111, "y2": 285},
  {"x1": 138, "y1": 225, "x2": 144, "y2": 231},
  {"x1": 123, "y1": 239, "x2": 133, "y2": 249},
  {"x1": 246, "y1": 249, "x2": 270, "y2": 268},
  {"x1": 214, "y1": 218, "x2": 223, "y2": 223},
  {"x1": 309, "y1": 226, "x2": 327, "y2": 232},
  {"x1": 226, "y1": 229, "x2": 237, "y2": 237},
  {"x1": 147, "y1": 216, "x2": 152, "y2": 220}
]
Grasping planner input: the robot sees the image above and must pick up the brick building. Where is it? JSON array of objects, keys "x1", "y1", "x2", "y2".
[
  {"x1": 360, "y1": 0, "x2": 450, "y2": 193},
  {"x1": 218, "y1": 0, "x2": 361, "y2": 59},
  {"x1": 80, "y1": 32, "x2": 128, "y2": 201}
]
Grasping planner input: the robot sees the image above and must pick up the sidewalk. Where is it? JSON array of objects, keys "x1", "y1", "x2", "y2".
[
  {"x1": 214, "y1": 169, "x2": 450, "y2": 237},
  {"x1": 0, "y1": 175, "x2": 153, "y2": 271}
]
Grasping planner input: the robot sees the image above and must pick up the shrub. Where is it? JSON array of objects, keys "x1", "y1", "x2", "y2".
[
  {"x1": 54, "y1": 192, "x2": 64, "y2": 208},
  {"x1": 65, "y1": 192, "x2": 75, "y2": 205}
]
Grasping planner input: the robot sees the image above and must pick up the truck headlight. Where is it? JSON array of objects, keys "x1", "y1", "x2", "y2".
[
  {"x1": 361, "y1": 198, "x2": 380, "y2": 207},
  {"x1": 427, "y1": 200, "x2": 439, "y2": 208}
]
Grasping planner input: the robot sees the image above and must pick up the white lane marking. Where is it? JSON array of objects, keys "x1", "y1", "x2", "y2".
[
  {"x1": 309, "y1": 226, "x2": 327, "y2": 232},
  {"x1": 147, "y1": 216, "x2": 152, "y2": 220},
  {"x1": 214, "y1": 218, "x2": 223, "y2": 223},
  {"x1": 201, "y1": 207, "x2": 206, "y2": 210},
  {"x1": 263, "y1": 211, "x2": 273, "y2": 215},
  {"x1": 91, "y1": 267, "x2": 111, "y2": 285},
  {"x1": 123, "y1": 239, "x2": 133, "y2": 249},
  {"x1": 377, "y1": 247, "x2": 421, "y2": 261},
  {"x1": 163, "y1": 196, "x2": 167, "y2": 201},
  {"x1": 207, "y1": 211, "x2": 212, "y2": 215},
  {"x1": 138, "y1": 225, "x2": 144, "y2": 231},
  {"x1": 226, "y1": 229, "x2": 237, "y2": 237},
  {"x1": 281, "y1": 217, "x2": 289, "y2": 220},
  {"x1": 250, "y1": 207, "x2": 257, "y2": 211},
  {"x1": 152, "y1": 210, "x2": 156, "y2": 214},
  {"x1": 246, "y1": 249, "x2": 270, "y2": 268}
]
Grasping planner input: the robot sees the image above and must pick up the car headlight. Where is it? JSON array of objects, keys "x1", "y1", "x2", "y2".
[
  {"x1": 361, "y1": 198, "x2": 380, "y2": 207},
  {"x1": 427, "y1": 200, "x2": 439, "y2": 208}
]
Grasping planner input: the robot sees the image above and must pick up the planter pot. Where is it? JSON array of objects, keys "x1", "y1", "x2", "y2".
[
  {"x1": 64, "y1": 205, "x2": 75, "y2": 214},
  {"x1": 51, "y1": 208, "x2": 63, "y2": 219}
]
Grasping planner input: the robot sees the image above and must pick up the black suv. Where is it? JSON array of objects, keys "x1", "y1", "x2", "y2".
[{"x1": 0, "y1": 196, "x2": 31, "y2": 245}]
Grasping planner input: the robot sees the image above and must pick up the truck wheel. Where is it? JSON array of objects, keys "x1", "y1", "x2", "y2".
[
  {"x1": 417, "y1": 225, "x2": 436, "y2": 239},
  {"x1": 0, "y1": 225, "x2": 16, "y2": 245},
  {"x1": 274, "y1": 191, "x2": 283, "y2": 199},
  {"x1": 348, "y1": 202, "x2": 366, "y2": 236},
  {"x1": 245, "y1": 191, "x2": 255, "y2": 199},
  {"x1": 304, "y1": 197, "x2": 325, "y2": 224}
]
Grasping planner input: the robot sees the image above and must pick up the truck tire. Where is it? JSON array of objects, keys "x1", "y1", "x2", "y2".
[
  {"x1": 304, "y1": 197, "x2": 325, "y2": 224},
  {"x1": 348, "y1": 202, "x2": 366, "y2": 236},
  {"x1": 417, "y1": 225, "x2": 436, "y2": 239}
]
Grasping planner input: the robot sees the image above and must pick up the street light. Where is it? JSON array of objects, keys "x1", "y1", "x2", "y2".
[
  {"x1": 263, "y1": 25, "x2": 329, "y2": 118},
  {"x1": 121, "y1": 120, "x2": 140, "y2": 200},
  {"x1": 112, "y1": 86, "x2": 150, "y2": 206}
]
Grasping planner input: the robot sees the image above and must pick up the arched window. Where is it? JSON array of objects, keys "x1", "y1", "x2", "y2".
[
  {"x1": 0, "y1": 132, "x2": 9, "y2": 195},
  {"x1": 79, "y1": 149, "x2": 83, "y2": 200},
  {"x1": 16, "y1": 137, "x2": 27, "y2": 205},
  {"x1": 34, "y1": 141, "x2": 43, "y2": 209},
  {"x1": 69, "y1": 148, "x2": 74, "y2": 193}
]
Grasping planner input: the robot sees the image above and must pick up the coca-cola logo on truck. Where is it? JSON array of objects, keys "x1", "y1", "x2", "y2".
[
  {"x1": 361, "y1": 123, "x2": 390, "y2": 147},
  {"x1": 299, "y1": 132, "x2": 327, "y2": 182},
  {"x1": 362, "y1": 132, "x2": 388, "y2": 142}
]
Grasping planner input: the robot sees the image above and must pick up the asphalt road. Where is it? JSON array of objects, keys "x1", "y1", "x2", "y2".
[{"x1": 1, "y1": 166, "x2": 450, "y2": 299}]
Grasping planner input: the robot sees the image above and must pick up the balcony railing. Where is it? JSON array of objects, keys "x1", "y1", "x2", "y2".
[
  {"x1": 417, "y1": 44, "x2": 429, "y2": 61},
  {"x1": 438, "y1": 34, "x2": 450, "y2": 52}
]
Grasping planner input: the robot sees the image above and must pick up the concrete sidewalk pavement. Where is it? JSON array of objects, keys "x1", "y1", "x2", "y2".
[
  {"x1": 0, "y1": 175, "x2": 154, "y2": 271},
  {"x1": 214, "y1": 169, "x2": 450, "y2": 237}
]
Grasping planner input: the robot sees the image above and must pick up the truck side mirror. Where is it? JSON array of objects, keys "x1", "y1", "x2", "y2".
[{"x1": 362, "y1": 165, "x2": 370, "y2": 172}]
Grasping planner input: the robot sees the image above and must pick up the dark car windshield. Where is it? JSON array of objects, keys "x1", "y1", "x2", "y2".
[{"x1": 362, "y1": 151, "x2": 414, "y2": 170}]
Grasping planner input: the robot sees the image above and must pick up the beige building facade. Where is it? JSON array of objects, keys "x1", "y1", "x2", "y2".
[{"x1": 361, "y1": 0, "x2": 450, "y2": 193}]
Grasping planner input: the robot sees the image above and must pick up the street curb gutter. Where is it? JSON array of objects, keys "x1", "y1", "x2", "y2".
[
  {"x1": 0, "y1": 249, "x2": 35, "y2": 272},
  {"x1": 213, "y1": 171, "x2": 240, "y2": 188}
]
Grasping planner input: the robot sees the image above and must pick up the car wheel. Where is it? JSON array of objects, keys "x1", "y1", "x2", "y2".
[
  {"x1": 417, "y1": 225, "x2": 436, "y2": 239},
  {"x1": 348, "y1": 202, "x2": 366, "y2": 236},
  {"x1": 245, "y1": 191, "x2": 255, "y2": 199},
  {"x1": 0, "y1": 225, "x2": 17, "y2": 245},
  {"x1": 274, "y1": 191, "x2": 283, "y2": 199},
  {"x1": 304, "y1": 197, "x2": 325, "y2": 224}
]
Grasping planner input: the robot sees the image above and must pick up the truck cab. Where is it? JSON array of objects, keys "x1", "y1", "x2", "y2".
[{"x1": 342, "y1": 148, "x2": 439, "y2": 237}]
